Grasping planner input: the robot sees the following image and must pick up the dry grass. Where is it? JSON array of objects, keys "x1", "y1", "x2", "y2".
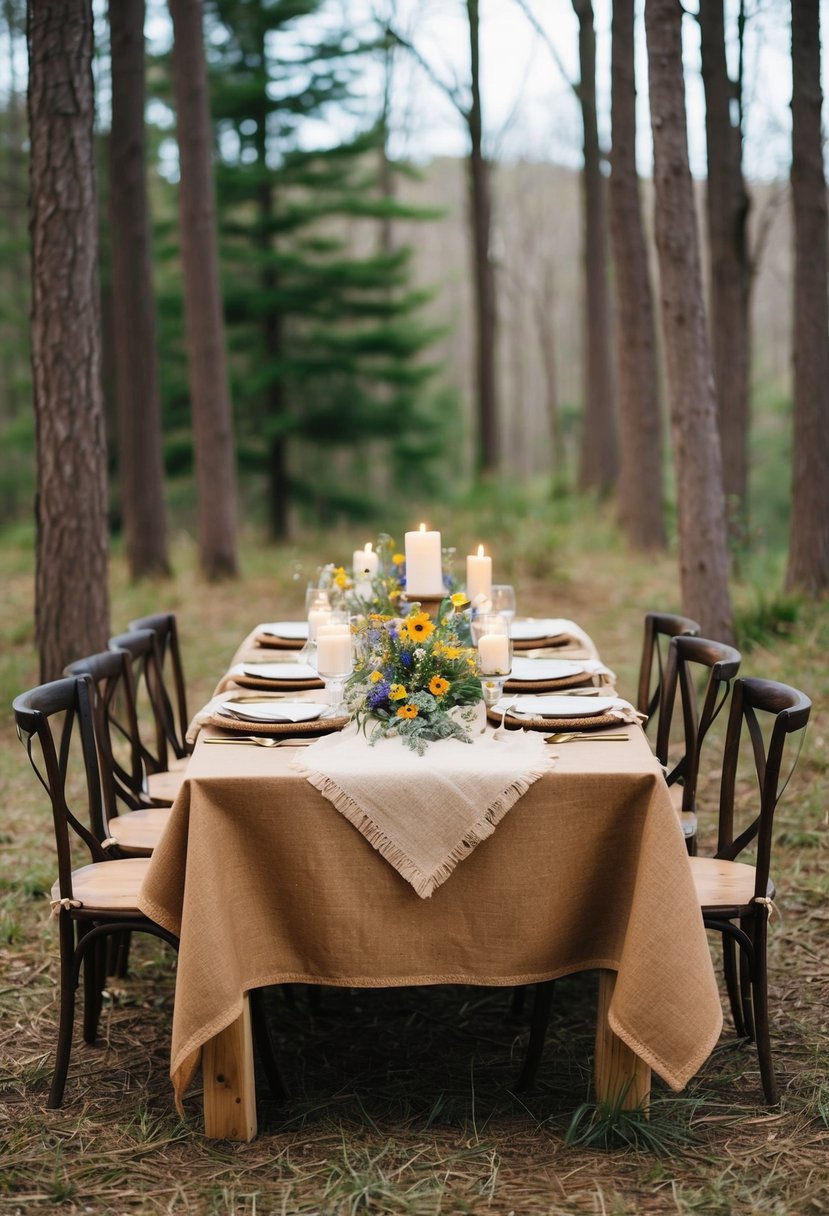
[{"x1": 1, "y1": 497, "x2": 828, "y2": 1214}]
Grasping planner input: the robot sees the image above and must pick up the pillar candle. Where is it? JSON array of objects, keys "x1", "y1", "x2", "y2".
[
  {"x1": 466, "y1": 544, "x2": 492, "y2": 603},
  {"x1": 307, "y1": 604, "x2": 332, "y2": 641},
  {"x1": 316, "y1": 624, "x2": 352, "y2": 675},
  {"x1": 404, "y1": 523, "x2": 444, "y2": 596},
  {"x1": 477, "y1": 632, "x2": 510, "y2": 674},
  {"x1": 353, "y1": 543, "x2": 379, "y2": 581}
]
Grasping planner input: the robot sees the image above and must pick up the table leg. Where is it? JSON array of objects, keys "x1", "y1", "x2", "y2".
[
  {"x1": 202, "y1": 995, "x2": 257, "y2": 1140},
  {"x1": 594, "y1": 969, "x2": 651, "y2": 1110}
]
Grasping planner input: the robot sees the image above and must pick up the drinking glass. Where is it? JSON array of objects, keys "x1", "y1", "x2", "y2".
[
  {"x1": 471, "y1": 612, "x2": 513, "y2": 708},
  {"x1": 490, "y1": 584, "x2": 516, "y2": 622}
]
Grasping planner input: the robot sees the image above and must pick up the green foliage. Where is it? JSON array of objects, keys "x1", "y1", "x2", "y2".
[{"x1": 734, "y1": 589, "x2": 800, "y2": 651}]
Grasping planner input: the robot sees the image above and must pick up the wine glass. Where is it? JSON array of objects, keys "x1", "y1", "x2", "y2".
[
  {"x1": 315, "y1": 623, "x2": 353, "y2": 715},
  {"x1": 471, "y1": 612, "x2": 513, "y2": 708},
  {"x1": 490, "y1": 584, "x2": 516, "y2": 622}
]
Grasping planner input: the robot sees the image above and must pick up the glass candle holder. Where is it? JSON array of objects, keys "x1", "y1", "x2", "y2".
[
  {"x1": 490, "y1": 584, "x2": 516, "y2": 621},
  {"x1": 315, "y1": 623, "x2": 353, "y2": 715},
  {"x1": 471, "y1": 612, "x2": 513, "y2": 708}
]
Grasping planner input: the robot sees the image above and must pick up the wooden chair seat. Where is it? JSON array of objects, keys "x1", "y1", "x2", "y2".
[
  {"x1": 50, "y1": 856, "x2": 152, "y2": 913},
  {"x1": 107, "y1": 808, "x2": 171, "y2": 855},
  {"x1": 167, "y1": 755, "x2": 190, "y2": 773},
  {"x1": 690, "y1": 856, "x2": 775, "y2": 913},
  {"x1": 146, "y1": 768, "x2": 186, "y2": 805}
]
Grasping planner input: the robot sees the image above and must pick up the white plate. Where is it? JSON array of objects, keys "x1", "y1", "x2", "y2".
[
  {"x1": 510, "y1": 618, "x2": 563, "y2": 641},
  {"x1": 220, "y1": 700, "x2": 327, "y2": 724},
  {"x1": 498, "y1": 695, "x2": 618, "y2": 719},
  {"x1": 242, "y1": 662, "x2": 318, "y2": 681},
  {"x1": 259, "y1": 621, "x2": 309, "y2": 641},
  {"x1": 509, "y1": 658, "x2": 587, "y2": 682}
]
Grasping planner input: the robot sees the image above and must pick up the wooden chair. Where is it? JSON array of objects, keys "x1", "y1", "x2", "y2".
[
  {"x1": 691, "y1": 677, "x2": 811, "y2": 1104},
  {"x1": 64, "y1": 648, "x2": 172, "y2": 855},
  {"x1": 127, "y1": 612, "x2": 191, "y2": 761},
  {"x1": 637, "y1": 611, "x2": 700, "y2": 733},
  {"x1": 655, "y1": 635, "x2": 742, "y2": 854},
  {"x1": 12, "y1": 675, "x2": 179, "y2": 1108}
]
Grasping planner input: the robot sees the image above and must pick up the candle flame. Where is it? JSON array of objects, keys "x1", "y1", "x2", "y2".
[
  {"x1": 477, "y1": 544, "x2": 484, "y2": 558},
  {"x1": 365, "y1": 542, "x2": 373, "y2": 553},
  {"x1": 419, "y1": 522, "x2": 426, "y2": 532}
]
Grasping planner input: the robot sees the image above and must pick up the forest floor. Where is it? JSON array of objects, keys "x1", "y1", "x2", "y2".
[{"x1": 1, "y1": 499, "x2": 827, "y2": 1215}]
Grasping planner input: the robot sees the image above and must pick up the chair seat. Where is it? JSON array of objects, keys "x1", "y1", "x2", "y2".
[
  {"x1": 690, "y1": 856, "x2": 775, "y2": 912},
  {"x1": 167, "y1": 755, "x2": 190, "y2": 773},
  {"x1": 146, "y1": 768, "x2": 186, "y2": 805},
  {"x1": 52, "y1": 857, "x2": 152, "y2": 913},
  {"x1": 107, "y1": 807, "x2": 171, "y2": 854}
]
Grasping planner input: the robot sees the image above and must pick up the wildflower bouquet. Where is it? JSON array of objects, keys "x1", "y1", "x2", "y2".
[{"x1": 345, "y1": 599, "x2": 483, "y2": 754}]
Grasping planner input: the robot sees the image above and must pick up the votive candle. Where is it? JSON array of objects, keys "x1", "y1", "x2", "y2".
[
  {"x1": 316, "y1": 623, "x2": 352, "y2": 675},
  {"x1": 466, "y1": 544, "x2": 492, "y2": 603},
  {"x1": 477, "y1": 632, "x2": 510, "y2": 674},
  {"x1": 353, "y1": 542, "x2": 379, "y2": 581}
]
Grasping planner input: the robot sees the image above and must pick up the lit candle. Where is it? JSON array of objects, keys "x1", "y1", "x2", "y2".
[
  {"x1": 316, "y1": 623, "x2": 352, "y2": 675},
  {"x1": 404, "y1": 523, "x2": 444, "y2": 596},
  {"x1": 307, "y1": 603, "x2": 332, "y2": 641},
  {"x1": 477, "y1": 632, "x2": 510, "y2": 674},
  {"x1": 353, "y1": 542, "x2": 379, "y2": 582},
  {"x1": 466, "y1": 544, "x2": 492, "y2": 603}
]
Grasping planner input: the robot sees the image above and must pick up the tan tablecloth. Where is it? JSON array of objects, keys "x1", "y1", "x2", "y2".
[{"x1": 139, "y1": 726, "x2": 723, "y2": 1108}]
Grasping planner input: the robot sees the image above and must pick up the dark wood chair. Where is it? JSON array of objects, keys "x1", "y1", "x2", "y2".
[
  {"x1": 690, "y1": 677, "x2": 811, "y2": 1104},
  {"x1": 655, "y1": 634, "x2": 742, "y2": 854},
  {"x1": 12, "y1": 675, "x2": 179, "y2": 1108},
  {"x1": 637, "y1": 611, "x2": 700, "y2": 732},
  {"x1": 127, "y1": 612, "x2": 191, "y2": 761}
]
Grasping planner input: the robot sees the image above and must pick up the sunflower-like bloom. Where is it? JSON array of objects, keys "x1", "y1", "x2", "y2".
[
  {"x1": 429, "y1": 676, "x2": 450, "y2": 697},
  {"x1": 333, "y1": 566, "x2": 349, "y2": 589},
  {"x1": 392, "y1": 553, "x2": 405, "y2": 565},
  {"x1": 369, "y1": 670, "x2": 384, "y2": 683},
  {"x1": 389, "y1": 683, "x2": 408, "y2": 701},
  {"x1": 397, "y1": 703, "x2": 418, "y2": 719},
  {"x1": 401, "y1": 612, "x2": 435, "y2": 643},
  {"x1": 450, "y1": 592, "x2": 469, "y2": 608}
]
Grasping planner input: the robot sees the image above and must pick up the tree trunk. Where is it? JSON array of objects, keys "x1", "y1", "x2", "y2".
[
  {"x1": 28, "y1": 0, "x2": 110, "y2": 680},
  {"x1": 645, "y1": 0, "x2": 734, "y2": 642},
  {"x1": 699, "y1": 0, "x2": 750, "y2": 540},
  {"x1": 609, "y1": 0, "x2": 666, "y2": 549},
  {"x1": 466, "y1": 0, "x2": 499, "y2": 475},
  {"x1": 574, "y1": 0, "x2": 617, "y2": 496},
  {"x1": 169, "y1": 0, "x2": 238, "y2": 579},
  {"x1": 109, "y1": 0, "x2": 170, "y2": 579},
  {"x1": 786, "y1": 0, "x2": 829, "y2": 593}
]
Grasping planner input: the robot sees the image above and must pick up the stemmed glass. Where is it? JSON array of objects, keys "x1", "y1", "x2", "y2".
[
  {"x1": 315, "y1": 623, "x2": 353, "y2": 716},
  {"x1": 471, "y1": 612, "x2": 513, "y2": 708},
  {"x1": 489, "y1": 584, "x2": 516, "y2": 622}
]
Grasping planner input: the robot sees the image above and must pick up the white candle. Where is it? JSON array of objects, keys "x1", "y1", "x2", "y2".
[
  {"x1": 307, "y1": 604, "x2": 332, "y2": 641},
  {"x1": 316, "y1": 624, "x2": 352, "y2": 675},
  {"x1": 477, "y1": 632, "x2": 510, "y2": 674},
  {"x1": 466, "y1": 544, "x2": 492, "y2": 603},
  {"x1": 353, "y1": 542, "x2": 379, "y2": 582},
  {"x1": 404, "y1": 523, "x2": 444, "y2": 596}
]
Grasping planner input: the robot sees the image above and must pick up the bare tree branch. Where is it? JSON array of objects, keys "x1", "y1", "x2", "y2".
[
  {"x1": 387, "y1": 26, "x2": 468, "y2": 118},
  {"x1": 511, "y1": 0, "x2": 579, "y2": 99}
]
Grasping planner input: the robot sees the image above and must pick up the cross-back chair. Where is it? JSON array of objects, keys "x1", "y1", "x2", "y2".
[
  {"x1": 12, "y1": 675, "x2": 179, "y2": 1108},
  {"x1": 690, "y1": 676, "x2": 811, "y2": 1104},
  {"x1": 127, "y1": 612, "x2": 191, "y2": 762},
  {"x1": 637, "y1": 611, "x2": 701, "y2": 733},
  {"x1": 655, "y1": 634, "x2": 742, "y2": 853}
]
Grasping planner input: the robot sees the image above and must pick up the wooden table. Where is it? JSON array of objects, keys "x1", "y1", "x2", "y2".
[{"x1": 139, "y1": 721, "x2": 723, "y2": 1139}]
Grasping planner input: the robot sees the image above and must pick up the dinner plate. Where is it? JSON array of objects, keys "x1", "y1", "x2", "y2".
[
  {"x1": 509, "y1": 657, "x2": 588, "y2": 682},
  {"x1": 219, "y1": 700, "x2": 327, "y2": 724},
  {"x1": 258, "y1": 621, "x2": 309, "y2": 641},
  {"x1": 496, "y1": 695, "x2": 618, "y2": 719},
  {"x1": 510, "y1": 618, "x2": 564, "y2": 642},
  {"x1": 242, "y1": 662, "x2": 318, "y2": 681}
]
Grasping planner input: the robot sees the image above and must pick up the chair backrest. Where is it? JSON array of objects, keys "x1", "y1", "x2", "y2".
[
  {"x1": 715, "y1": 677, "x2": 811, "y2": 897},
  {"x1": 655, "y1": 634, "x2": 742, "y2": 814},
  {"x1": 108, "y1": 628, "x2": 173, "y2": 774},
  {"x1": 127, "y1": 612, "x2": 190, "y2": 760},
  {"x1": 64, "y1": 648, "x2": 149, "y2": 815},
  {"x1": 637, "y1": 611, "x2": 701, "y2": 730},
  {"x1": 13, "y1": 676, "x2": 109, "y2": 901}
]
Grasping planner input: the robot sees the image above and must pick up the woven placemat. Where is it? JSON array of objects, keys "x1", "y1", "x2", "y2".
[
  {"x1": 203, "y1": 710, "x2": 349, "y2": 737},
  {"x1": 252, "y1": 631, "x2": 305, "y2": 650},
  {"x1": 511, "y1": 633, "x2": 570, "y2": 652},
  {"x1": 504, "y1": 672, "x2": 595, "y2": 693},
  {"x1": 486, "y1": 707, "x2": 622, "y2": 732},
  {"x1": 232, "y1": 672, "x2": 324, "y2": 692}
]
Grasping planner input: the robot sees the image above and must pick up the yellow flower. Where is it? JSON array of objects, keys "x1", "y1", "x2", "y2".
[
  {"x1": 369, "y1": 670, "x2": 383, "y2": 683},
  {"x1": 450, "y1": 592, "x2": 469, "y2": 608},
  {"x1": 392, "y1": 553, "x2": 405, "y2": 565},
  {"x1": 402, "y1": 612, "x2": 435, "y2": 643},
  {"x1": 389, "y1": 683, "x2": 408, "y2": 701},
  {"x1": 442, "y1": 645, "x2": 461, "y2": 660},
  {"x1": 397, "y1": 703, "x2": 418, "y2": 719},
  {"x1": 333, "y1": 566, "x2": 349, "y2": 589},
  {"x1": 429, "y1": 676, "x2": 450, "y2": 697}
]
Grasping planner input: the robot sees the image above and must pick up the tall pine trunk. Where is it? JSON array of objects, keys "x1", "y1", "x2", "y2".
[
  {"x1": 109, "y1": 0, "x2": 170, "y2": 579},
  {"x1": 28, "y1": 0, "x2": 110, "y2": 680},
  {"x1": 169, "y1": 0, "x2": 238, "y2": 579},
  {"x1": 699, "y1": 0, "x2": 750, "y2": 539},
  {"x1": 786, "y1": 0, "x2": 829, "y2": 593},
  {"x1": 574, "y1": 0, "x2": 617, "y2": 495},
  {"x1": 610, "y1": 0, "x2": 666, "y2": 548},
  {"x1": 645, "y1": 0, "x2": 734, "y2": 642}
]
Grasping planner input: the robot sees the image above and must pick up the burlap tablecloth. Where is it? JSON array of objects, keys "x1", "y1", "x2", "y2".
[{"x1": 138, "y1": 726, "x2": 723, "y2": 1109}]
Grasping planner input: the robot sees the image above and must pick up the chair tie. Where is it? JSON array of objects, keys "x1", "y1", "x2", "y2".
[
  {"x1": 49, "y1": 897, "x2": 82, "y2": 918},
  {"x1": 753, "y1": 896, "x2": 781, "y2": 924},
  {"x1": 102, "y1": 837, "x2": 119, "y2": 851}
]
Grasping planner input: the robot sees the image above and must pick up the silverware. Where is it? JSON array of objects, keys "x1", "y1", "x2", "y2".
[
  {"x1": 204, "y1": 735, "x2": 311, "y2": 748},
  {"x1": 544, "y1": 732, "x2": 630, "y2": 744}
]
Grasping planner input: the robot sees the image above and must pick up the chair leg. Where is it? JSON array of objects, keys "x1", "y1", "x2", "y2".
[
  {"x1": 510, "y1": 986, "x2": 527, "y2": 1019},
  {"x1": 738, "y1": 920, "x2": 756, "y2": 1043},
  {"x1": 750, "y1": 915, "x2": 778, "y2": 1105},
  {"x1": 249, "y1": 987, "x2": 286, "y2": 1102},
  {"x1": 82, "y1": 933, "x2": 106, "y2": 1044},
  {"x1": 517, "y1": 980, "x2": 555, "y2": 1091},
  {"x1": 722, "y1": 934, "x2": 746, "y2": 1038},
  {"x1": 48, "y1": 916, "x2": 78, "y2": 1109}
]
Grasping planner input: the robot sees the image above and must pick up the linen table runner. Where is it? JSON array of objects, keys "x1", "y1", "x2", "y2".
[{"x1": 297, "y1": 724, "x2": 555, "y2": 898}]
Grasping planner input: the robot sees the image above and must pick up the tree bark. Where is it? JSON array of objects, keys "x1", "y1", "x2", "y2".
[
  {"x1": 169, "y1": 0, "x2": 238, "y2": 579},
  {"x1": 786, "y1": 0, "x2": 829, "y2": 593},
  {"x1": 574, "y1": 0, "x2": 617, "y2": 495},
  {"x1": 645, "y1": 0, "x2": 734, "y2": 642},
  {"x1": 699, "y1": 0, "x2": 750, "y2": 538},
  {"x1": 609, "y1": 0, "x2": 666, "y2": 548},
  {"x1": 466, "y1": 0, "x2": 499, "y2": 474},
  {"x1": 28, "y1": 0, "x2": 110, "y2": 680},
  {"x1": 109, "y1": 0, "x2": 170, "y2": 579}
]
